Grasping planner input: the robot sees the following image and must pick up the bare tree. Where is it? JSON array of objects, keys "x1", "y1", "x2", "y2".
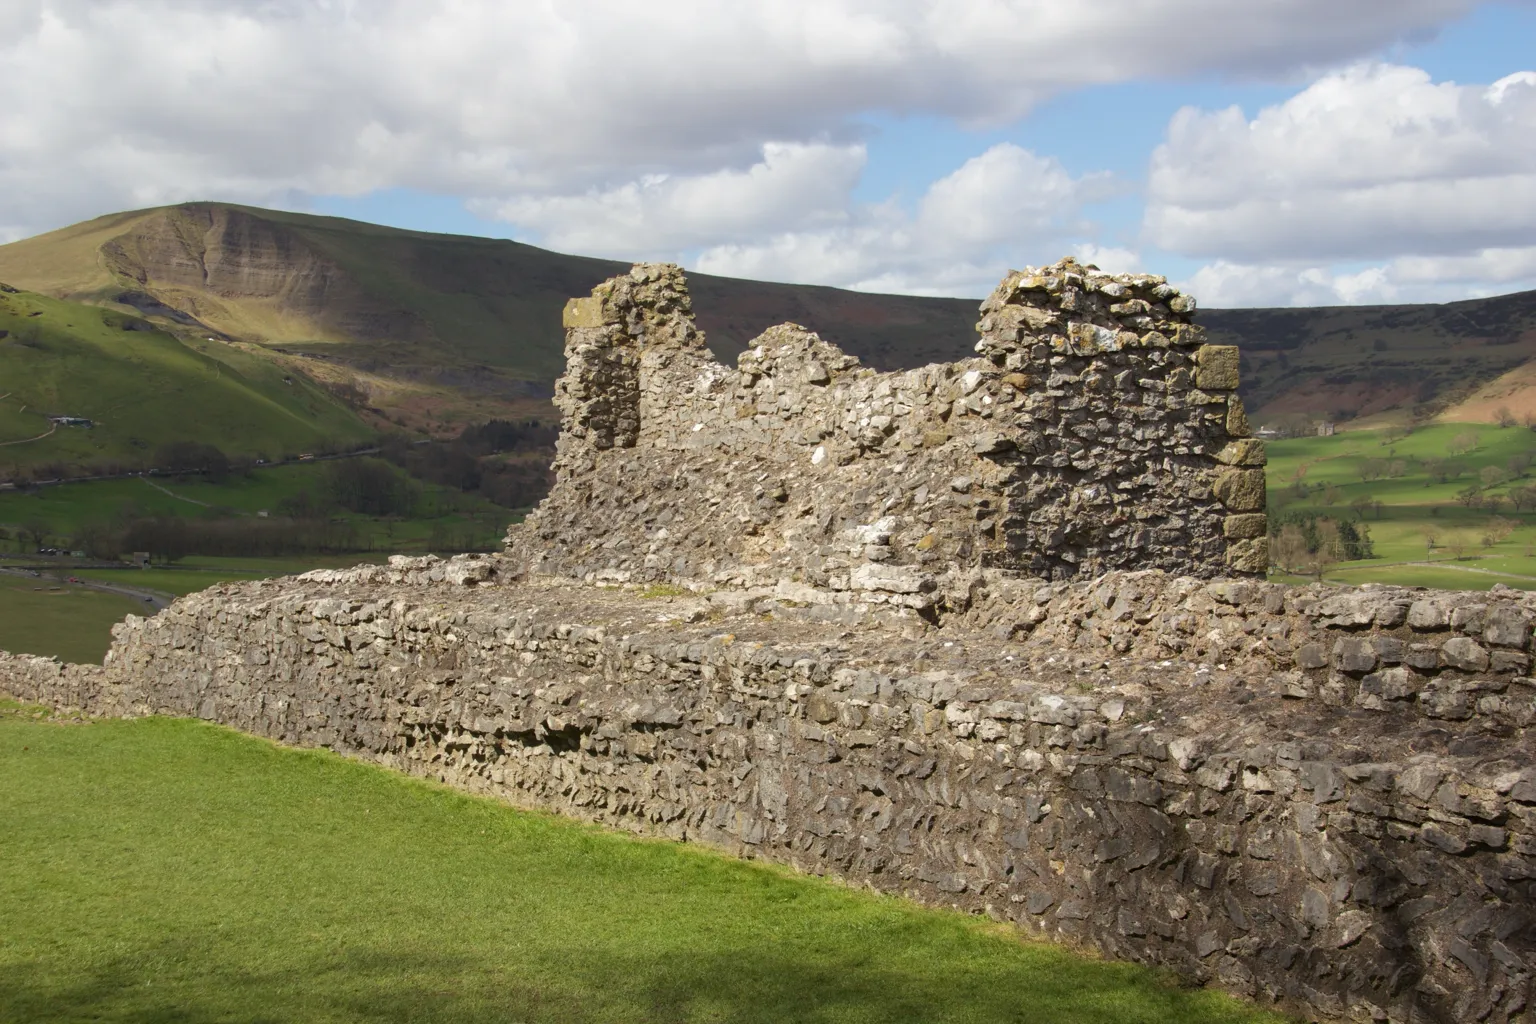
[
  {"x1": 1271, "y1": 525, "x2": 1312, "y2": 574},
  {"x1": 1315, "y1": 518, "x2": 1345, "y2": 574},
  {"x1": 19, "y1": 519, "x2": 48, "y2": 553},
  {"x1": 1485, "y1": 516, "x2": 1517, "y2": 547},
  {"x1": 1497, "y1": 405, "x2": 1518, "y2": 428}
]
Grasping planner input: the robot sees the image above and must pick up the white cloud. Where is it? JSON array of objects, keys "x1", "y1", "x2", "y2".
[
  {"x1": 1146, "y1": 64, "x2": 1536, "y2": 263},
  {"x1": 0, "y1": 1, "x2": 1487, "y2": 241},
  {"x1": 691, "y1": 143, "x2": 1108, "y2": 295},
  {"x1": 479, "y1": 143, "x2": 865, "y2": 257},
  {"x1": 1181, "y1": 247, "x2": 1536, "y2": 308}
]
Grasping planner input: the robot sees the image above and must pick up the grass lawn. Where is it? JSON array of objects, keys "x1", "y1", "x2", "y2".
[
  {"x1": 0, "y1": 576, "x2": 144, "y2": 663},
  {"x1": 1266, "y1": 421, "x2": 1536, "y2": 590},
  {"x1": 0, "y1": 709, "x2": 1282, "y2": 1024}
]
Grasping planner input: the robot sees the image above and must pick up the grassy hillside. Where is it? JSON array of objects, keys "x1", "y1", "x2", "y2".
[
  {"x1": 0, "y1": 285, "x2": 373, "y2": 474},
  {"x1": 0, "y1": 204, "x2": 983, "y2": 439},
  {"x1": 0, "y1": 709, "x2": 1279, "y2": 1024},
  {"x1": 1202, "y1": 290, "x2": 1536, "y2": 425},
  {"x1": 1265, "y1": 420, "x2": 1536, "y2": 589},
  {"x1": 0, "y1": 460, "x2": 509, "y2": 555},
  {"x1": 6, "y1": 201, "x2": 1536, "y2": 448}
]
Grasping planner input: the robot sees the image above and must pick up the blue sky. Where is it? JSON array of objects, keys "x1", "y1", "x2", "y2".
[{"x1": 4, "y1": 1, "x2": 1535, "y2": 306}]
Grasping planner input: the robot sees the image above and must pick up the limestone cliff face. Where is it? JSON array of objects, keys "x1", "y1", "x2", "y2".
[{"x1": 100, "y1": 204, "x2": 433, "y2": 345}]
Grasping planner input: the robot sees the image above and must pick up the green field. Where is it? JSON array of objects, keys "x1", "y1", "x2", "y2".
[
  {"x1": 1266, "y1": 420, "x2": 1536, "y2": 590},
  {"x1": 0, "y1": 575, "x2": 145, "y2": 663},
  {"x1": 0, "y1": 708, "x2": 1278, "y2": 1024},
  {"x1": 0, "y1": 460, "x2": 510, "y2": 553},
  {"x1": 0, "y1": 287, "x2": 373, "y2": 473}
]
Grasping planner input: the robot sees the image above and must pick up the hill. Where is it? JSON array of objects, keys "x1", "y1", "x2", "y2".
[
  {"x1": 4, "y1": 202, "x2": 1536, "y2": 444},
  {"x1": 0, "y1": 204, "x2": 980, "y2": 438},
  {"x1": 0, "y1": 284, "x2": 372, "y2": 475},
  {"x1": 1199, "y1": 290, "x2": 1536, "y2": 427}
]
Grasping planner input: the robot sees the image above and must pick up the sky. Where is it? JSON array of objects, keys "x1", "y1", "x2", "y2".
[{"x1": 2, "y1": 1, "x2": 1534, "y2": 307}]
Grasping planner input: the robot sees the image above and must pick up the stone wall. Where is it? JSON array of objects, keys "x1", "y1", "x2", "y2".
[
  {"x1": 507, "y1": 258, "x2": 1265, "y2": 586},
  {"x1": 3, "y1": 555, "x2": 1532, "y2": 1024}
]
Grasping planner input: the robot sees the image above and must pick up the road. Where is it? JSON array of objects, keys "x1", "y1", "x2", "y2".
[{"x1": 0, "y1": 566, "x2": 172, "y2": 612}]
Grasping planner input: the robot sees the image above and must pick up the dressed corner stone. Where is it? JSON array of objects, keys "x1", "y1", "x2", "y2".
[{"x1": 1193, "y1": 344, "x2": 1241, "y2": 390}]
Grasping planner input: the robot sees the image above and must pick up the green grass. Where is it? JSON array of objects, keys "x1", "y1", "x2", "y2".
[
  {"x1": 0, "y1": 576, "x2": 144, "y2": 663},
  {"x1": 0, "y1": 287, "x2": 373, "y2": 472},
  {"x1": 1266, "y1": 421, "x2": 1536, "y2": 590},
  {"x1": 0, "y1": 461, "x2": 509, "y2": 550},
  {"x1": 0, "y1": 713, "x2": 1279, "y2": 1024}
]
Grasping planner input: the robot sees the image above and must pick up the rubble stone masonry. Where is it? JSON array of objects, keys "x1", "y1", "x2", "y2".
[
  {"x1": 3, "y1": 264, "x2": 1532, "y2": 1024},
  {"x1": 508, "y1": 258, "x2": 1266, "y2": 587}
]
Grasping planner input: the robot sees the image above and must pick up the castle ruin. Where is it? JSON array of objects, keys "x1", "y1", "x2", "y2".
[{"x1": 2, "y1": 263, "x2": 1531, "y2": 1024}]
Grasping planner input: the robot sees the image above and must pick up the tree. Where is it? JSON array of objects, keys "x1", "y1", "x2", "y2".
[
  {"x1": 1448, "y1": 431, "x2": 1481, "y2": 456},
  {"x1": 1445, "y1": 533, "x2": 1472, "y2": 560},
  {"x1": 1320, "y1": 482, "x2": 1341, "y2": 506},
  {"x1": 1509, "y1": 452, "x2": 1534, "y2": 478},
  {"x1": 1359, "y1": 458, "x2": 1389, "y2": 482},
  {"x1": 1481, "y1": 465, "x2": 1510, "y2": 489},
  {"x1": 1314, "y1": 519, "x2": 1344, "y2": 574},
  {"x1": 1511, "y1": 485, "x2": 1536, "y2": 513},
  {"x1": 153, "y1": 441, "x2": 230, "y2": 483},
  {"x1": 1497, "y1": 406, "x2": 1518, "y2": 428},
  {"x1": 19, "y1": 519, "x2": 49, "y2": 552},
  {"x1": 1484, "y1": 516, "x2": 1517, "y2": 548},
  {"x1": 1270, "y1": 524, "x2": 1312, "y2": 574},
  {"x1": 1349, "y1": 494, "x2": 1375, "y2": 521}
]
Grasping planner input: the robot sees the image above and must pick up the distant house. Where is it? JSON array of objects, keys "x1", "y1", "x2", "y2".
[
  {"x1": 49, "y1": 416, "x2": 94, "y2": 428},
  {"x1": 1254, "y1": 425, "x2": 1281, "y2": 439},
  {"x1": 1317, "y1": 421, "x2": 1336, "y2": 437}
]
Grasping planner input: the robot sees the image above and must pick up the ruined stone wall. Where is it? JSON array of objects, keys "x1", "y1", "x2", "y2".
[
  {"x1": 3, "y1": 555, "x2": 1532, "y2": 1024},
  {"x1": 507, "y1": 258, "x2": 1265, "y2": 587}
]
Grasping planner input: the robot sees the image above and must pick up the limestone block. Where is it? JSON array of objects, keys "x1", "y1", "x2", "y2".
[
  {"x1": 850, "y1": 563, "x2": 933, "y2": 595},
  {"x1": 1223, "y1": 513, "x2": 1267, "y2": 539},
  {"x1": 1213, "y1": 468, "x2": 1266, "y2": 512},
  {"x1": 1172, "y1": 323, "x2": 1206, "y2": 347},
  {"x1": 1226, "y1": 395, "x2": 1252, "y2": 437},
  {"x1": 1194, "y1": 345, "x2": 1240, "y2": 390},
  {"x1": 1224, "y1": 536, "x2": 1268, "y2": 574},
  {"x1": 1441, "y1": 637, "x2": 1490, "y2": 673},
  {"x1": 563, "y1": 296, "x2": 606, "y2": 329},
  {"x1": 1215, "y1": 439, "x2": 1266, "y2": 468}
]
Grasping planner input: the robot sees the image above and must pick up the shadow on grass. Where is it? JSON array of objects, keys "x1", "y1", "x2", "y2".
[{"x1": 0, "y1": 932, "x2": 1264, "y2": 1024}]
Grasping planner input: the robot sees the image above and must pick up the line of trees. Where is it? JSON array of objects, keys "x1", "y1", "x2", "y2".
[
  {"x1": 1269, "y1": 512, "x2": 1375, "y2": 575},
  {"x1": 377, "y1": 419, "x2": 557, "y2": 511}
]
